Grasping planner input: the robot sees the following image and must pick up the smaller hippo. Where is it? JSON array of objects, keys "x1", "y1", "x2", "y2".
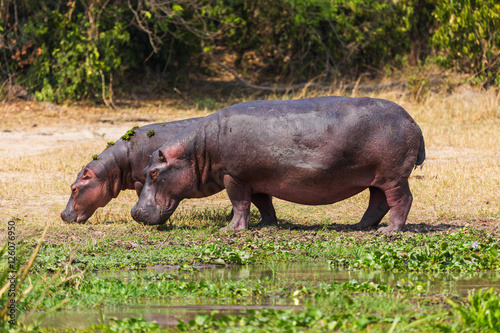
[
  {"x1": 61, "y1": 120, "x2": 276, "y2": 224},
  {"x1": 132, "y1": 96, "x2": 425, "y2": 232}
]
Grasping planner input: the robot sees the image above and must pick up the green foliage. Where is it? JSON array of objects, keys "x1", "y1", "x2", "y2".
[
  {"x1": 446, "y1": 288, "x2": 500, "y2": 332},
  {"x1": 121, "y1": 128, "x2": 137, "y2": 141},
  {"x1": 330, "y1": 229, "x2": 500, "y2": 272},
  {"x1": 432, "y1": 0, "x2": 500, "y2": 84},
  {"x1": 11, "y1": 7, "x2": 131, "y2": 102},
  {"x1": 30, "y1": 269, "x2": 422, "y2": 310},
  {"x1": 3, "y1": 0, "x2": 500, "y2": 101},
  {"x1": 29, "y1": 227, "x2": 500, "y2": 274},
  {"x1": 196, "y1": 244, "x2": 254, "y2": 265},
  {"x1": 213, "y1": 0, "x2": 415, "y2": 80},
  {"x1": 106, "y1": 141, "x2": 115, "y2": 148},
  {"x1": 176, "y1": 306, "x2": 440, "y2": 332},
  {"x1": 147, "y1": 130, "x2": 155, "y2": 138},
  {"x1": 0, "y1": 227, "x2": 72, "y2": 331},
  {"x1": 91, "y1": 317, "x2": 161, "y2": 332}
]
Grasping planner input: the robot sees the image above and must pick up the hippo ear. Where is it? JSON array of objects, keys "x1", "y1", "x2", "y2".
[
  {"x1": 164, "y1": 144, "x2": 185, "y2": 160},
  {"x1": 81, "y1": 168, "x2": 96, "y2": 180},
  {"x1": 158, "y1": 150, "x2": 167, "y2": 163}
]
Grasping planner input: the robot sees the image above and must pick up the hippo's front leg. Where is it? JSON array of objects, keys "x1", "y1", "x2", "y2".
[
  {"x1": 134, "y1": 182, "x2": 144, "y2": 197},
  {"x1": 222, "y1": 174, "x2": 252, "y2": 230}
]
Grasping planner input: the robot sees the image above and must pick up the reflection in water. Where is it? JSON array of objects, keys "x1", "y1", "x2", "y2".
[
  {"x1": 191, "y1": 263, "x2": 500, "y2": 296},
  {"x1": 38, "y1": 299, "x2": 302, "y2": 330},
  {"x1": 32, "y1": 262, "x2": 500, "y2": 329}
]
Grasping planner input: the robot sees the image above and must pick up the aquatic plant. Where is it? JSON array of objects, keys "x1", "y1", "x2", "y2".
[
  {"x1": 175, "y1": 307, "x2": 431, "y2": 332},
  {"x1": 446, "y1": 288, "x2": 500, "y2": 332},
  {"x1": 147, "y1": 129, "x2": 155, "y2": 138},
  {"x1": 329, "y1": 229, "x2": 500, "y2": 272},
  {"x1": 106, "y1": 141, "x2": 114, "y2": 148},
  {"x1": 196, "y1": 244, "x2": 254, "y2": 265},
  {"x1": 91, "y1": 317, "x2": 161, "y2": 332},
  {"x1": 121, "y1": 127, "x2": 138, "y2": 140}
]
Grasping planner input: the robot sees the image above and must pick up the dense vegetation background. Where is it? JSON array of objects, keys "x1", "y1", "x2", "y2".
[{"x1": 1, "y1": 0, "x2": 500, "y2": 102}]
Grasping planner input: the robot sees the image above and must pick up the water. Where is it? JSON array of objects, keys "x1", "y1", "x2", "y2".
[
  {"x1": 37, "y1": 299, "x2": 301, "y2": 330},
  {"x1": 30, "y1": 262, "x2": 500, "y2": 329}
]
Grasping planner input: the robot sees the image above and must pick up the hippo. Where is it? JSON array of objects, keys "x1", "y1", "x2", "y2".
[
  {"x1": 61, "y1": 119, "x2": 276, "y2": 224},
  {"x1": 132, "y1": 96, "x2": 425, "y2": 232}
]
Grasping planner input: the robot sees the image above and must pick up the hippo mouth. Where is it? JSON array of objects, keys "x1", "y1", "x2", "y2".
[
  {"x1": 61, "y1": 209, "x2": 78, "y2": 223},
  {"x1": 131, "y1": 202, "x2": 177, "y2": 225},
  {"x1": 61, "y1": 209, "x2": 91, "y2": 224}
]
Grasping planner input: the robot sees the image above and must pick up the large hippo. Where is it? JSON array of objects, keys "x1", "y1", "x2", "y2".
[
  {"x1": 132, "y1": 96, "x2": 425, "y2": 232},
  {"x1": 61, "y1": 119, "x2": 276, "y2": 224}
]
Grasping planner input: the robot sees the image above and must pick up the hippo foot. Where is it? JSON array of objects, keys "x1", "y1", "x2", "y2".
[
  {"x1": 255, "y1": 218, "x2": 278, "y2": 228},
  {"x1": 377, "y1": 225, "x2": 403, "y2": 233},
  {"x1": 220, "y1": 225, "x2": 246, "y2": 231},
  {"x1": 220, "y1": 221, "x2": 249, "y2": 231},
  {"x1": 350, "y1": 222, "x2": 376, "y2": 230}
]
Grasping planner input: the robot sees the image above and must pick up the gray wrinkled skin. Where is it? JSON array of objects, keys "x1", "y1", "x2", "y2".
[
  {"x1": 61, "y1": 119, "x2": 276, "y2": 224},
  {"x1": 132, "y1": 96, "x2": 425, "y2": 232}
]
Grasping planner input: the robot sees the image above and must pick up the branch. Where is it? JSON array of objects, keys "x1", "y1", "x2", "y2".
[{"x1": 205, "y1": 52, "x2": 407, "y2": 93}]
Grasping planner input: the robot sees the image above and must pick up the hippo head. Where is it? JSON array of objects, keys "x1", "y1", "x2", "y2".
[
  {"x1": 131, "y1": 144, "x2": 196, "y2": 225},
  {"x1": 61, "y1": 162, "x2": 116, "y2": 223}
]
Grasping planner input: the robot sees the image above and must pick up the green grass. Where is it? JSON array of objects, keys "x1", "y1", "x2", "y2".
[{"x1": 24, "y1": 226, "x2": 500, "y2": 273}]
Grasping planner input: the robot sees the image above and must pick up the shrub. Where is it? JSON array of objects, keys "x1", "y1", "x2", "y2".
[{"x1": 432, "y1": 0, "x2": 500, "y2": 84}]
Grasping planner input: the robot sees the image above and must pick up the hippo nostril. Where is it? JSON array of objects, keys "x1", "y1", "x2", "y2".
[
  {"x1": 61, "y1": 210, "x2": 77, "y2": 223},
  {"x1": 131, "y1": 207, "x2": 148, "y2": 222}
]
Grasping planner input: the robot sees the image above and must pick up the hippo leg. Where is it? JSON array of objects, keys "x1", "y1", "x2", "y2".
[
  {"x1": 134, "y1": 182, "x2": 144, "y2": 196},
  {"x1": 222, "y1": 175, "x2": 252, "y2": 230},
  {"x1": 225, "y1": 194, "x2": 276, "y2": 225},
  {"x1": 378, "y1": 181, "x2": 413, "y2": 232},
  {"x1": 351, "y1": 187, "x2": 389, "y2": 230},
  {"x1": 252, "y1": 193, "x2": 277, "y2": 227}
]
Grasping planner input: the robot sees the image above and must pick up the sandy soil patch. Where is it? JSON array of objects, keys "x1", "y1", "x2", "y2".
[{"x1": 0, "y1": 124, "x2": 138, "y2": 158}]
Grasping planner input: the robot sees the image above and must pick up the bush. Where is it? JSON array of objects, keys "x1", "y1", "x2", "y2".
[
  {"x1": 5, "y1": 2, "x2": 131, "y2": 102},
  {"x1": 1, "y1": 0, "x2": 500, "y2": 102},
  {"x1": 214, "y1": 0, "x2": 415, "y2": 81},
  {"x1": 432, "y1": 0, "x2": 500, "y2": 84}
]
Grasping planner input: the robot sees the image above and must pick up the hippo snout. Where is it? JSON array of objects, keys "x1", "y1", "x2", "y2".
[
  {"x1": 131, "y1": 206, "x2": 165, "y2": 225},
  {"x1": 61, "y1": 209, "x2": 78, "y2": 223},
  {"x1": 131, "y1": 206, "x2": 147, "y2": 222}
]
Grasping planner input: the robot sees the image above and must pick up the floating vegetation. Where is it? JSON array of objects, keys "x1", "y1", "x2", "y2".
[
  {"x1": 106, "y1": 141, "x2": 114, "y2": 148},
  {"x1": 147, "y1": 129, "x2": 155, "y2": 138},
  {"x1": 92, "y1": 154, "x2": 98, "y2": 160},
  {"x1": 121, "y1": 127, "x2": 138, "y2": 140}
]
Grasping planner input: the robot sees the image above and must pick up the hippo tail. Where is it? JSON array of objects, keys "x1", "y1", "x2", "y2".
[{"x1": 415, "y1": 129, "x2": 426, "y2": 167}]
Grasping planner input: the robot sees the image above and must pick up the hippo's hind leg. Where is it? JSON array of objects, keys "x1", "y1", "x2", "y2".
[
  {"x1": 252, "y1": 193, "x2": 277, "y2": 227},
  {"x1": 222, "y1": 175, "x2": 252, "y2": 230},
  {"x1": 378, "y1": 181, "x2": 413, "y2": 232},
  {"x1": 352, "y1": 187, "x2": 389, "y2": 230}
]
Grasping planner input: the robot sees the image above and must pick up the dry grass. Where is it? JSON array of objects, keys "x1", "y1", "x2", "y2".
[{"x1": 0, "y1": 83, "x2": 499, "y2": 243}]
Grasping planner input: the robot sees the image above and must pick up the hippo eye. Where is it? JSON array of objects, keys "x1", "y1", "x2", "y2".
[
  {"x1": 71, "y1": 186, "x2": 78, "y2": 195},
  {"x1": 149, "y1": 168, "x2": 159, "y2": 181}
]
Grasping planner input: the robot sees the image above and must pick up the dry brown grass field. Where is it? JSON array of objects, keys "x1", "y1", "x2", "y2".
[{"x1": 0, "y1": 84, "x2": 499, "y2": 244}]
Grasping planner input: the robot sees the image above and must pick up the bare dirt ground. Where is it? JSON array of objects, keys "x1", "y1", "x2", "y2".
[{"x1": 0, "y1": 124, "x2": 131, "y2": 158}]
